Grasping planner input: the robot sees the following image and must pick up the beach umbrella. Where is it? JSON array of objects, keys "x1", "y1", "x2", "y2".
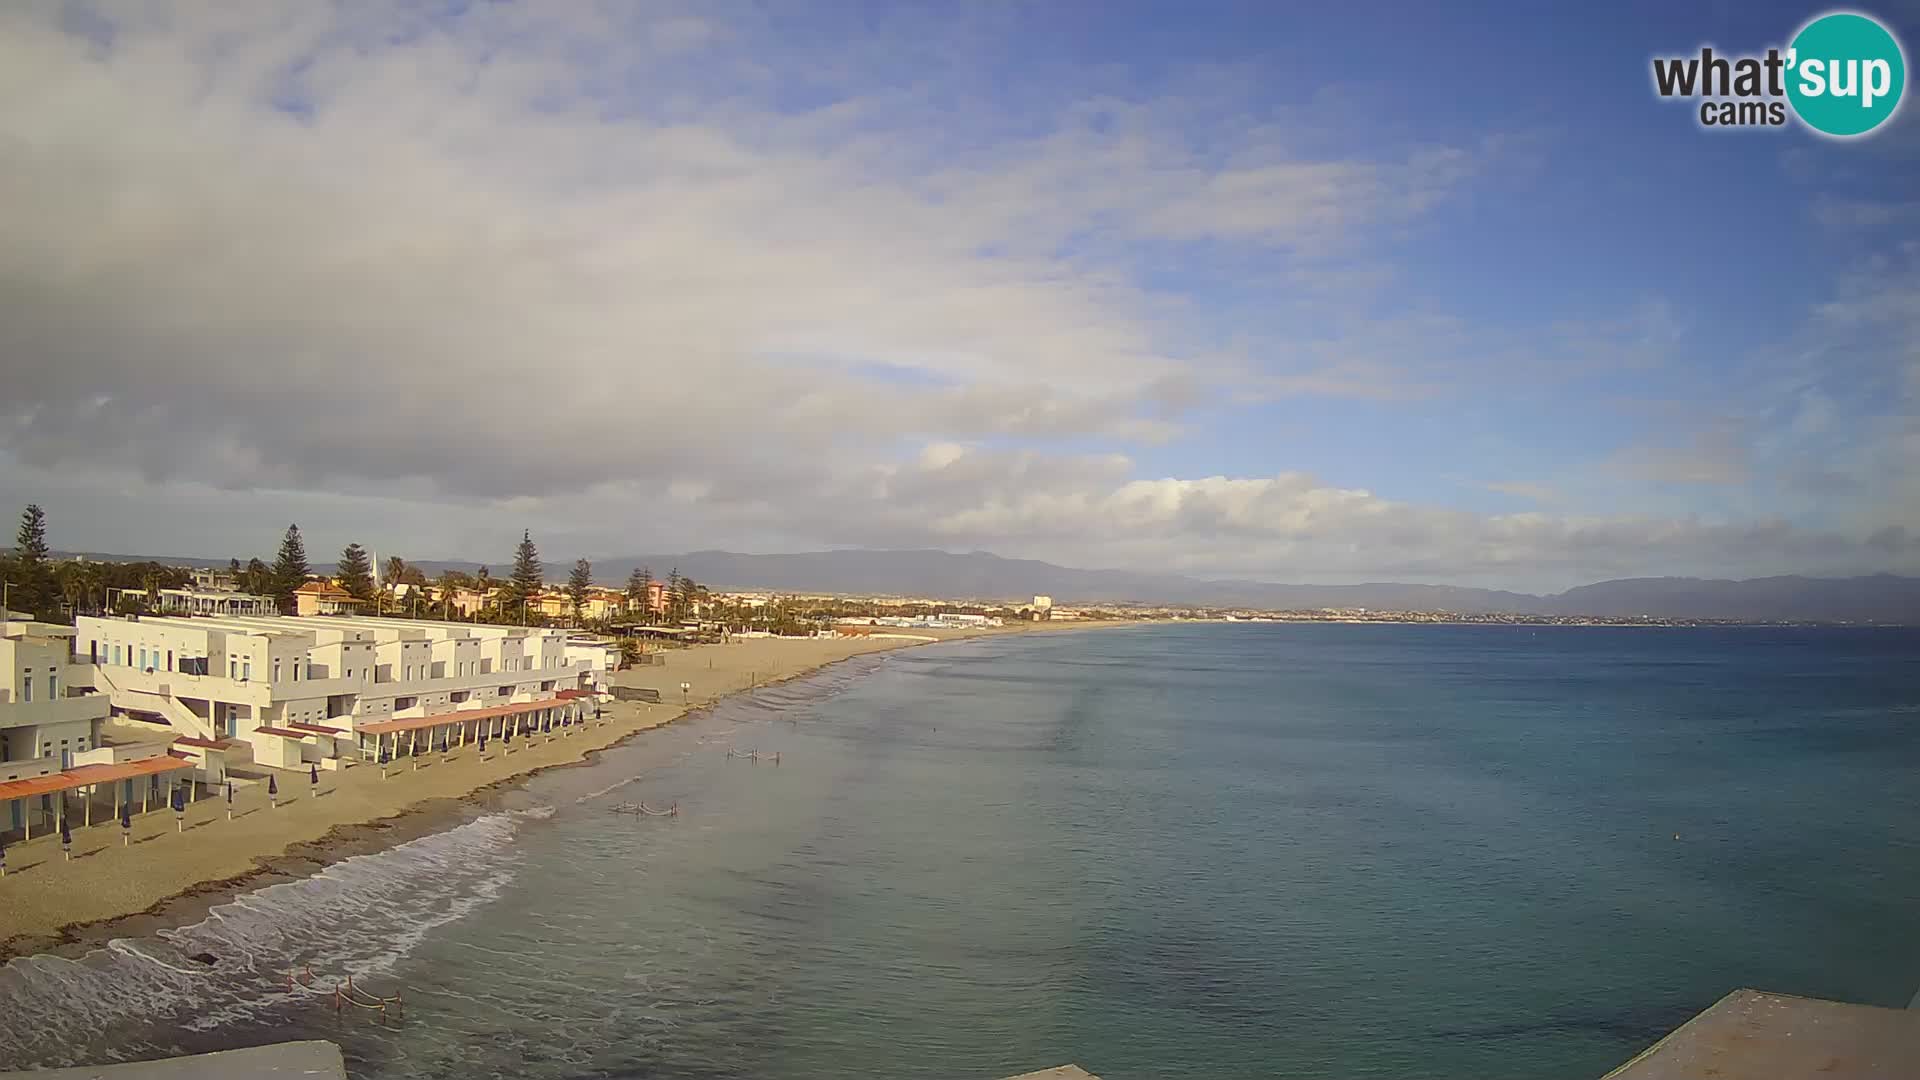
[
  {"x1": 225, "y1": 781, "x2": 234, "y2": 821},
  {"x1": 60, "y1": 818, "x2": 72, "y2": 861},
  {"x1": 172, "y1": 785, "x2": 186, "y2": 831},
  {"x1": 309, "y1": 763, "x2": 320, "y2": 797},
  {"x1": 378, "y1": 745, "x2": 391, "y2": 778},
  {"x1": 504, "y1": 728, "x2": 513, "y2": 746},
  {"x1": 478, "y1": 733, "x2": 487, "y2": 752},
  {"x1": 267, "y1": 773, "x2": 279, "y2": 809},
  {"x1": 0, "y1": 835, "x2": 7, "y2": 876},
  {"x1": 121, "y1": 803, "x2": 132, "y2": 845}
]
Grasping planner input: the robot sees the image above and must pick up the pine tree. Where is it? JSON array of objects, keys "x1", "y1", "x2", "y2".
[
  {"x1": 509, "y1": 531, "x2": 542, "y2": 624},
  {"x1": 337, "y1": 543, "x2": 375, "y2": 602},
  {"x1": 677, "y1": 574, "x2": 699, "y2": 621},
  {"x1": 568, "y1": 558, "x2": 592, "y2": 622},
  {"x1": 10, "y1": 504, "x2": 56, "y2": 619},
  {"x1": 625, "y1": 566, "x2": 653, "y2": 623},
  {"x1": 272, "y1": 524, "x2": 310, "y2": 614}
]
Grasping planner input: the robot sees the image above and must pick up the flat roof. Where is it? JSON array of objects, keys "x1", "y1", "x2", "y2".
[
  {"x1": 355, "y1": 696, "x2": 574, "y2": 736},
  {"x1": 1603, "y1": 989, "x2": 1920, "y2": 1080},
  {"x1": 172, "y1": 736, "x2": 234, "y2": 750},
  {"x1": 0, "y1": 755, "x2": 194, "y2": 802}
]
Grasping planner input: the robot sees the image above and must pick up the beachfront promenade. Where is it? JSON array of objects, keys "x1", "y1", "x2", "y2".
[{"x1": 0, "y1": 630, "x2": 979, "y2": 958}]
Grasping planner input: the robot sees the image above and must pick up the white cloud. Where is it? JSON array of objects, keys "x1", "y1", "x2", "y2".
[{"x1": 0, "y1": 4, "x2": 1913, "y2": 590}]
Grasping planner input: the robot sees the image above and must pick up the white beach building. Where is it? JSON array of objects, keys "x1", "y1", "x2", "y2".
[
  {"x1": 2, "y1": 618, "x2": 109, "y2": 778},
  {"x1": 74, "y1": 613, "x2": 604, "y2": 773},
  {"x1": 1, "y1": 618, "x2": 199, "y2": 840}
]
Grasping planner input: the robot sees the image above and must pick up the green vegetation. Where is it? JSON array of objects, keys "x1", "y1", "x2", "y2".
[
  {"x1": 271, "y1": 524, "x2": 310, "y2": 614},
  {"x1": 336, "y1": 543, "x2": 376, "y2": 603},
  {"x1": 508, "y1": 530, "x2": 543, "y2": 623}
]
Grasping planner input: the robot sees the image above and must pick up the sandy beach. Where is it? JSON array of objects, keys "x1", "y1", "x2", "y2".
[{"x1": 0, "y1": 623, "x2": 1119, "y2": 962}]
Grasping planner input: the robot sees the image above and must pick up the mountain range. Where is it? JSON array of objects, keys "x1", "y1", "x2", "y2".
[{"x1": 48, "y1": 547, "x2": 1920, "y2": 623}]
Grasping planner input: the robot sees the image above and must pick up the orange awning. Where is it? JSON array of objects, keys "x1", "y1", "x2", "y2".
[
  {"x1": 356, "y1": 697, "x2": 574, "y2": 736},
  {"x1": 0, "y1": 755, "x2": 194, "y2": 802}
]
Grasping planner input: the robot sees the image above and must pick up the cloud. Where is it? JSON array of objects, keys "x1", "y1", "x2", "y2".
[
  {"x1": 1606, "y1": 423, "x2": 1753, "y2": 487},
  {"x1": 0, "y1": 3, "x2": 1492, "y2": 502},
  {"x1": 0, "y1": 4, "x2": 1914, "y2": 592},
  {"x1": 1484, "y1": 482, "x2": 1559, "y2": 503}
]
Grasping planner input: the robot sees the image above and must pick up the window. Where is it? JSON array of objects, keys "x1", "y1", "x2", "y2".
[
  {"x1": 89, "y1": 641, "x2": 98, "y2": 664},
  {"x1": 167, "y1": 650, "x2": 173, "y2": 670},
  {"x1": 242, "y1": 660, "x2": 251, "y2": 681},
  {"x1": 21, "y1": 678, "x2": 31, "y2": 703},
  {"x1": 274, "y1": 659, "x2": 281, "y2": 683},
  {"x1": 229, "y1": 658, "x2": 237, "y2": 678},
  {"x1": 47, "y1": 673, "x2": 57, "y2": 699}
]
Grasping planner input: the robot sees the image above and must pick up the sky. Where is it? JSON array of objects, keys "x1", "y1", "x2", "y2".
[{"x1": 2, "y1": 0, "x2": 1918, "y2": 592}]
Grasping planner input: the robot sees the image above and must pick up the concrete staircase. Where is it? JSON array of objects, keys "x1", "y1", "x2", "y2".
[{"x1": 90, "y1": 666, "x2": 220, "y2": 742}]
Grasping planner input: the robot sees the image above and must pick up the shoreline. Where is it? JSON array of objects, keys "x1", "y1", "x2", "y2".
[{"x1": 0, "y1": 621, "x2": 1133, "y2": 965}]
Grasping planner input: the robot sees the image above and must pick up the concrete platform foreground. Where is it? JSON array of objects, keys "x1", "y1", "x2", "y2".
[{"x1": 1603, "y1": 989, "x2": 1920, "y2": 1080}]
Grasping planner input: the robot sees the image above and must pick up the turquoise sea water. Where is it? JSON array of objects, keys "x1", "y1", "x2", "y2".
[{"x1": 1, "y1": 624, "x2": 1917, "y2": 1078}]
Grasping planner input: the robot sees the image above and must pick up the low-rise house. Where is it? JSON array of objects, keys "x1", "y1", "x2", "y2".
[{"x1": 293, "y1": 580, "x2": 363, "y2": 616}]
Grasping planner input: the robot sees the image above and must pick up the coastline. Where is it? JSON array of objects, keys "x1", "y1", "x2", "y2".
[{"x1": 0, "y1": 621, "x2": 1132, "y2": 965}]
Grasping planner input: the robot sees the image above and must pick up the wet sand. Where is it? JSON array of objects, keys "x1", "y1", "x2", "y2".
[{"x1": 0, "y1": 623, "x2": 1123, "y2": 962}]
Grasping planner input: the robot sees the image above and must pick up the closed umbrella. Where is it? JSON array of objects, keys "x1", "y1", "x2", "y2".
[
  {"x1": 121, "y1": 803, "x2": 132, "y2": 845},
  {"x1": 309, "y1": 763, "x2": 320, "y2": 797},
  {"x1": 225, "y1": 781, "x2": 234, "y2": 821},
  {"x1": 0, "y1": 834, "x2": 7, "y2": 876},
  {"x1": 172, "y1": 785, "x2": 186, "y2": 832},
  {"x1": 61, "y1": 818, "x2": 72, "y2": 861},
  {"x1": 267, "y1": 773, "x2": 279, "y2": 809}
]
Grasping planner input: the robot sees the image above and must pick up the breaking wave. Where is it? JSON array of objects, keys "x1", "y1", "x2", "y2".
[{"x1": 0, "y1": 809, "x2": 538, "y2": 1068}]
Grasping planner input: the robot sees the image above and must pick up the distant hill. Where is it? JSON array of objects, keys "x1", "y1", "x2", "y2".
[
  {"x1": 1539, "y1": 574, "x2": 1920, "y2": 623},
  {"x1": 41, "y1": 547, "x2": 1920, "y2": 623}
]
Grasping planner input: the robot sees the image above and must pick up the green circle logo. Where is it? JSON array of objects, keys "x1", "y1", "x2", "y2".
[{"x1": 1786, "y1": 12, "x2": 1906, "y2": 137}]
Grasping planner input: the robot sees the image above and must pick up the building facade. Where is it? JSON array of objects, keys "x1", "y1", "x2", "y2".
[
  {"x1": 2, "y1": 618, "x2": 110, "y2": 782},
  {"x1": 75, "y1": 613, "x2": 602, "y2": 771}
]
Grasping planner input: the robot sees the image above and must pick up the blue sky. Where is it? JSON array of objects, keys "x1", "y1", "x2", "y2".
[{"x1": 1, "y1": 1, "x2": 1917, "y2": 590}]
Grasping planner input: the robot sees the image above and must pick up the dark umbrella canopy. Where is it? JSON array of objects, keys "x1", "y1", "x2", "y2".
[
  {"x1": 60, "y1": 819, "x2": 72, "y2": 847},
  {"x1": 267, "y1": 775, "x2": 278, "y2": 796},
  {"x1": 226, "y1": 781, "x2": 233, "y2": 804},
  {"x1": 121, "y1": 804, "x2": 131, "y2": 829},
  {"x1": 172, "y1": 787, "x2": 185, "y2": 813},
  {"x1": 310, "y1": 764, "x2": 319, "y2": 786}
]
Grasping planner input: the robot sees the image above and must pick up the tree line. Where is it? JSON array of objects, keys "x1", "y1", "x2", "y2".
[{"x1": 1, "y1": 504, "x2": 711, "y2": 630}]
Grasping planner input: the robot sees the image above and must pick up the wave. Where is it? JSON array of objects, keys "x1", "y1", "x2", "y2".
[{"x1": 0, "y1": 809, "x2": 535, "y2": 1069}]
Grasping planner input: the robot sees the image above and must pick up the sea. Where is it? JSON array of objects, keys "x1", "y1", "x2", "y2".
[{"x1": 0, "y1": 623, "x2": 1916, "y2": 1079}]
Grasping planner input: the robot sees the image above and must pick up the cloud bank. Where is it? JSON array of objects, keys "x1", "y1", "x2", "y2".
[{"x1": 0, "y1": 3, "x2": 1915, "y2": 590}]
